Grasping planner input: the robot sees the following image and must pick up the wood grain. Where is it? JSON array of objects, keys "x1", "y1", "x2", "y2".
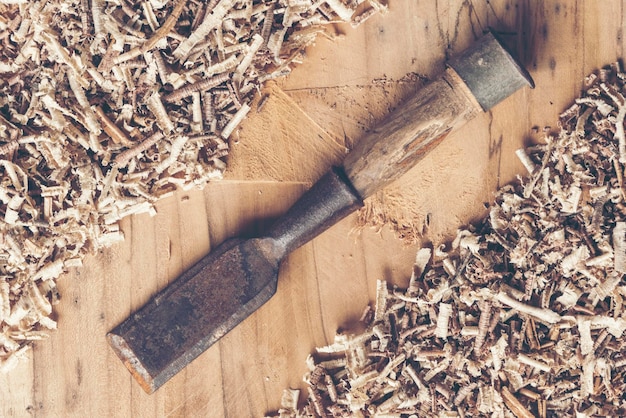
[{"x1": 2, "y1": 1, "x2": 626, "y2": 417}]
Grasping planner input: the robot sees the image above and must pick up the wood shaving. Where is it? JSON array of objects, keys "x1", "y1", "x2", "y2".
[
  {"x1": 268, "y1": 63, "x2": 626, "y2": 417},
  {"x1": 0, "y1": 0, "x2": 385, "y2": 371}
]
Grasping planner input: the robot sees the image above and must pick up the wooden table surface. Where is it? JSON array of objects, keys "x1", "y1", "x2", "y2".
[{"x1": 2, "y1": 1, "x2": 625, "y2": 417}]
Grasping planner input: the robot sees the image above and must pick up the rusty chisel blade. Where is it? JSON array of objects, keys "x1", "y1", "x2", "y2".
[{"x1": 107, "y1": 237, "x2": 282, "y2": 393}]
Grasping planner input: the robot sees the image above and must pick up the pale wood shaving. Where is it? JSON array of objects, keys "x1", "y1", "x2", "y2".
[
  {"x1": 268, "y1": 63, "x2": 626, "y2": 417},
  {"x1": 0, "y1": 0, "x2": 384, "y2": 371}
]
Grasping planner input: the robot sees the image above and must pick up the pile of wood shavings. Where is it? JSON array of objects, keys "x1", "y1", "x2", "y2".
[
  {"x1": 0, "y1": 0, "x2": 385, "y2": 371},
  {"x1": 269, "y1": 64, "x2": 626, "y2": 418}
]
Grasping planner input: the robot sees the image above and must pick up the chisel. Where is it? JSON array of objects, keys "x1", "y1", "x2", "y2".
[{"x1": 108, "y1": 30, "x2": 534, "y2": 393}]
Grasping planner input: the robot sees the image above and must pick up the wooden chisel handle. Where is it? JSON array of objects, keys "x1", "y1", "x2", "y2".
[
  {"x1": 344, "y1": 31, "x2": 534, "y2": 199},
  {"x1": 267, "y1": 31, "x2": 533, "y2": 257},
  {"x1": 343, "y1": 67, "x2": 482, "y2": 198}
]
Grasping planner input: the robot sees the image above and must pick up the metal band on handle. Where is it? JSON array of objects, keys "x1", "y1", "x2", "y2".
[{"x1": 448, "y1": 30, "x2": 535, "y2": 111}]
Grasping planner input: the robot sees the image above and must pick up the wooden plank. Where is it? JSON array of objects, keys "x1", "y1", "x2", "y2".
[
  {"x1": 581, "y1": 0, "x2": 625, "y2": 71},
  {"x1": 0, "y1": 350, "x2": 33, "y2": 417},
  {"x1": 3, "y1": 1, "x2": 626, "y2": 417}
]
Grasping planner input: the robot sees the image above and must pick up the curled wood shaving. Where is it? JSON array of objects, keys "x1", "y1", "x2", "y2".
[
  {"x1": 268, "y1": 63, "x2": 626, "y2": 417},
  {"x1": 0, "y1": 0, "x2": 384, "y2": 371}
]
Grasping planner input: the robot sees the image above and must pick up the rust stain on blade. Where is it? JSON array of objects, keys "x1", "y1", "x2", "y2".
[
  {"x1": 107, "y1": 333, "x2": 155, "y2": 394},
  {"x1": 107, "y1": 238, "x2": 281, "y2": 393}
]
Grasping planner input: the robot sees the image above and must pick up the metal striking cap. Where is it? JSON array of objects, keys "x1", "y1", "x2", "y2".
[{"x1": 448, "y1": 30, "x2": 535, "y2": 111}]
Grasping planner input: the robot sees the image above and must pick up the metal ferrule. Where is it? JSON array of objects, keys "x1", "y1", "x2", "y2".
[
  {"x1": 267, "y1": 166, "x2": 364, "y2": 258},
  {"x1": 448, "y1": 30, "x2": 535, "y2": 111}
]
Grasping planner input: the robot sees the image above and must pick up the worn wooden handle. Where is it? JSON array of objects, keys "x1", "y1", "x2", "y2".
[
  {"x1": 343, "y1": 31, "x2": 534, "y2": 199},
  {"x1": 342, "y1": 67, "x2": 482, "y2": 199}
]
